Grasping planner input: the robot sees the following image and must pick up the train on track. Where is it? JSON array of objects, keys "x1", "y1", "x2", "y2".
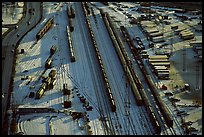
[
  {"x1": 145, "y1": 74, "x2": 173, "y2": 128},
  {"x1": 66, "y1": 26, "x2": 76, "y2": 62},
  {"x1": 120, "y1": 23, "x2": 174, "y2": 132},
  {"x1": 82, "y1": 2, "x2": 116, "y2": 112},
  {"x1": 36, "y1": 17, "x2": 54, "y2": 40},
  {"x1": 119, "y1": 25, "x2": 162, "y2": 134},
  {"x1": 100, "y1": 9, "x2": 143, "y2": 106},
  {"x1": 67, "y1": 6, "x2": 75, "y2": 32}
]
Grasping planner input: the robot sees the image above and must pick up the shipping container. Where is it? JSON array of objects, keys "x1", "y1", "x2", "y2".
[
  {"x1": 154, "y1": 66, "x2": 167, "y2": 70},
  {"x1": 156, "y1": 69, "x2": 169, "y2": 74}
]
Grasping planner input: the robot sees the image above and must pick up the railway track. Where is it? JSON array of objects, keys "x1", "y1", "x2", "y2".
[
  {"x1": 123, "y1": 26, "x2": 182, "y2": 135},
  {"x1": 87, "y1": 10, "x2": 132, "y2": 135},
  {"x1": 89, "y1": 6, "x2": 155, "y2": 134},
  {"x1": 71, "y1": 3, "x2": 115, "y2": 134}
]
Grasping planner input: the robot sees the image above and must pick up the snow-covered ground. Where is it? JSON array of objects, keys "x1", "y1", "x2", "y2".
[
  {"x1": 2, "y1": 2, "x2": 24, "y2": 35},
  {"x1": 10, "y1": 2, "x2": 202, "y2": 135}
]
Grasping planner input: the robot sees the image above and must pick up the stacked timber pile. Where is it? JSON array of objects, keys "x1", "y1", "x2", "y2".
[{"x1": 148, "y1": 55, "x2": 170, "y2": 80}]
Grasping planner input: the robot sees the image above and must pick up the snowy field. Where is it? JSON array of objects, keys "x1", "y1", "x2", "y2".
[
  {"x1": 10, "y1": 2, "x2": 202, "y2": 135},
  {"x1": 2, "y1": 2, "x2": 24, "y2": 35}
]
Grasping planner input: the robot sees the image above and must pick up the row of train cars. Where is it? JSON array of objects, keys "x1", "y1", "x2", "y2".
[
  {"x1": 120, "y1": 22, "x2": 174, "y2": 134},
  {"x1": 98, "y1": 6, "x2": 173, "y2": 134},
  {"x1": 34, "y1": 2, "x2": 173, "y2": 134},
  {"x1": 36, "y1": 5, "x2": 76, "y2": 62},
  {"x1": 82, "y1": 2, "x2": 116, "y2": 112}
]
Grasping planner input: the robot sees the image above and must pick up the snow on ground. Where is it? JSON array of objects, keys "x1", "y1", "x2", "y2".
[
  {"x1": 92, "y1": 2, "x2": 202, "y2": 135},
  {"x1": 2, "y1": 3, "x2": 24, "y2": 35},
  {"x1": 2, "y1": 28, "x2": 9, "y2": 35},
  {"x1": 2, "y1": 3, "x2": 24, "y2": 25},
  {"x1": 17, "y1": 113, "x2": 86, "y2": 135},
  {"x1": 89, "y1": 7, "x2": 154, "y2": 135},
  {"x1": 11, "y1": 2, "x2": 202, "y2": 135},
  {"x1": 13, "y1": 2, "x2": 106, "y2": 135}
]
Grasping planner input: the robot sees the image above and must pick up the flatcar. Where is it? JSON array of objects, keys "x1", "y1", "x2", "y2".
[
  {"x1": 35, "y1": 87, "x2": 45, "y2": 99},
  {"x1": 36, "y1": 17, "x2": 54, "y2": 40},
  {"x1": 146, "y1": 75, "x2": 173, "y2": 127},
  {"x1": 45, "y1": 57, "x2": 52, "y2": 69}
]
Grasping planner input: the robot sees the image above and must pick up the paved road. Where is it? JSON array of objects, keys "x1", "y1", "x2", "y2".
[{"x1": 2, "y1": 2, "x2": 42, "y2": 129}]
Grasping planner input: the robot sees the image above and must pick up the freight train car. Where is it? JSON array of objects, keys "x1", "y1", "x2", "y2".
[
  {"x1": 146, "y1": 75, "x2": 173, "y2": 127},
  {"x1": 66, "y1": 26, "x2": 76, "y2": 62},
  {"x1": 50, "y1": 79, "x2": 56, "y2": 89},
  {"x1": 83, "y1": 3, "x2": 116, "y2": 112},
  {"x1": 36, "y1": 17, "x2": 54, "y2": 40},
  {"x1": 100, "y1": 10, "x2": 142, "y2": 106},
  {"x1": 140, "y1": 88, "x2": 161, "y2": 134},
  {"x1": 35, "y1": 83, "x2": 47, "y2": 99},
  {"x1": 45, "y1": 57, "x2": 52, "y2": 69}
]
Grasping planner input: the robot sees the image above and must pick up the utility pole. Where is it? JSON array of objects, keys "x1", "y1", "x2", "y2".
[
  {"x1": 182, "y1": 45, "x2": 186, "y2": 72},
  {"x1": 195, "y1": 61, "x2": 199, "y2": 90}
]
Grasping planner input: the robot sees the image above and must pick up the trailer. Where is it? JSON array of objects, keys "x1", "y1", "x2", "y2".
[
  {"x1": 149, "y1": 31, "x2": 163, "y2": 38},
  {"x1": 157, "y1": 72, "x2": 169, "y2": 79},
  {"x1": 181, "y1": 33, "x2": 194, "y2": 40},
  {"x1": 154, "y1": 66, "x2": 168, "y2": 71},
  {"x1": 149, "y1": 59, "x2": 169, "y2": 63},
  {"x1": 149, "y1": 55, "x2": 168, "y2": 60},
  {"x1": 156, "y1": 69, "x2": 169, "y2": 74},
  {"x1": 189, "y1": 41, "x2": 202, "y2": 47},
  {"x1": 152, "y1": 36, "x2": 165, "y2": 43},
  {"x1": 174, "y1": 27, "x2": 186, "y2": 34},
  {"x1": 151, "y1": 62, "x2": 170, "y2": 68},
  {"x1": 145, "y1": 27, "x2": 159, "y2": 34}
]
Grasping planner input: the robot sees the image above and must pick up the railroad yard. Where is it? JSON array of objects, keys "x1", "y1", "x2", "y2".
[{"x1": 2, "y1": 2, "x2": 202, "y2": 135}]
